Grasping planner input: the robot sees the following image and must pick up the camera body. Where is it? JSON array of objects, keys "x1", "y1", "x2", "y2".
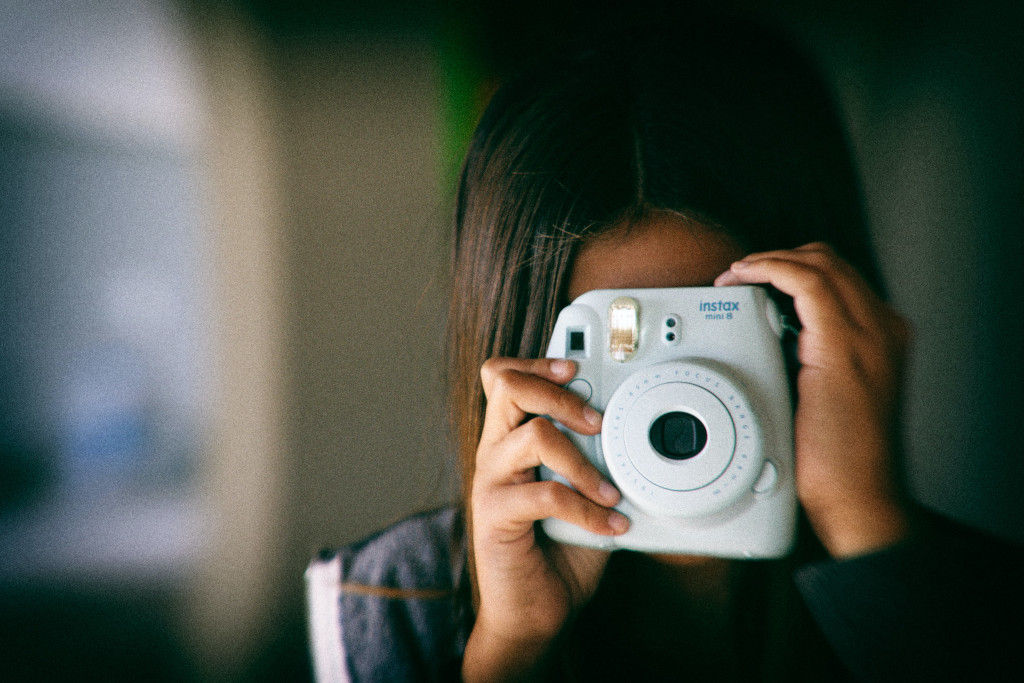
[{"x1": 540, "y1": 286, "x2": 796, "y2": 558}]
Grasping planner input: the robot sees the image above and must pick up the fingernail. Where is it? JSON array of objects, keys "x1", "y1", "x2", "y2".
[
  {"x1": 551, "y1": 359, "x2": 574, "y2": 376},
  {"x1": 583, "y1": 406, "x2": 603, "y2": 426},
  {"x1": 598, "y1": 481, "x2": 620, "y2": 506},
  {"x1": 732, "y1": 260, "x2": 750, "y2": 269},
  {"x1": 608, "y1": 511, "x2": 630, "y2": 534}
]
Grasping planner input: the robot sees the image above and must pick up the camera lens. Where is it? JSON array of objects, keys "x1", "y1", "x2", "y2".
[{"x1": 649, "y1": 412, "x2": 707, "y2": 460}]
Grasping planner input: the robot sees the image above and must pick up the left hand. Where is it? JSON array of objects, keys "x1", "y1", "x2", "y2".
[{"x1": 715, "y1": 242, "x2": 914, "y2": 558}]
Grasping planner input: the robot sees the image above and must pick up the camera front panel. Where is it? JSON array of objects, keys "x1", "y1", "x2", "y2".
[
  {"x1": 541, "y1": 285, "x2": 797, "y2": 558},
  {"x1": 602, "y1": 360, "x2": 763, "y2": 518}
]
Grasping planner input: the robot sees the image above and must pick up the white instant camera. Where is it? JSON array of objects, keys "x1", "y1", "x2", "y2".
[{"x1": 540, "y1": 286, "x2": 797, "y2": 558}]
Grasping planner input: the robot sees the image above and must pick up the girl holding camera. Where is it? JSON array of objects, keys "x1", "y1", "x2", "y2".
[{"x1": 309, "y1": 10, "x2": 1021, "y2": 682}]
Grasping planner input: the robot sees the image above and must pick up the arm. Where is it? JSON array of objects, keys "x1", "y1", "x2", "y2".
[
  {"x1": 795, "y1": 512, "x2": 1024, "y2": 681},
  {"x1": 717, "y1": 243, "x2": 1024, "y2": 679}
]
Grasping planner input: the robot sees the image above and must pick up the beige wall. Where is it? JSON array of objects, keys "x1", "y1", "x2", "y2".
[
  {"x1": 184, "y1": 5, "x2": 452, "y2": 677},
  {"x1": 274, "y1": 32, "x2": 454, "y2": 598},
  {"x1": 185, "y1": 5, "x2": 287, "y2": 677}
]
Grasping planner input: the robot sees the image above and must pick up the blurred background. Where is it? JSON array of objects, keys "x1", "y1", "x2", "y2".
[{"x1": 1, "y1": 0, "x2": 1020, "y2": 680}]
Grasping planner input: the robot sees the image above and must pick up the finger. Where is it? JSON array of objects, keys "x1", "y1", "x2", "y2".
[
  {"x1": 714, "y1": 242, "x2": 889, "y2": 335},
  {"x1": 718, "y1": 252, "x2": 909, "y2": 375},
  {"x1": 730, "y1": 242, "x2": 844, "y2": 265},
  {"x1": 756, "y1": 243, "x2": 877, "y2": 309},
  {"x1": 715, "y1": 256, "x2": 854, "y2": 335},
  {"x1": 715, "y1": 243, "x2": 881, "y2": 329},
  {"x1": 486, "y1": 480, "x2": 630, "y2": 538},
  {"x1": 480, "y1": 357, "x2": 576, "y2": 396},
  {"x1": 479, "y1": 366, "x2": 603, "y2": 447},
  {"x1": 481, "y1": 417, "x2": 620, "y2": 507},
  {"x1": 714, "y1": 243, "x2": 852, "y2": 290}
]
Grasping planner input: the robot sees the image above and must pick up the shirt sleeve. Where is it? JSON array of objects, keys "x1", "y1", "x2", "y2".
[
  {"x1": 306, "y1": 508, "x2": 470, "y2": 683},
  {"x1": 794, "y1": 512, "x2": 1024, "y2": 682}
]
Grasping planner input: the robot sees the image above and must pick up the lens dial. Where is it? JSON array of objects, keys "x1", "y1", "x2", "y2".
[{"x1": 601, "y1": 360, "x2": 763, "y2": 517}]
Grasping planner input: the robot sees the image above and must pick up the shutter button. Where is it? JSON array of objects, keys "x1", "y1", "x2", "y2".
[{"x1": 566, "y1": 379, "x2": 593, "y2": 402}]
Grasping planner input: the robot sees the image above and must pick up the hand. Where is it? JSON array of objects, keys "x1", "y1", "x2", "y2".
[
  {"x1": 463, "y1": 358, "x2": 629, "y2": 682},
  {"x1": 715, "y1": 242, "x2": 914, "y2": 558}
]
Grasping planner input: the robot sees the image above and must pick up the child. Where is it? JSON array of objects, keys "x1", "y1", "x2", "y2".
[{"x1": 308, "y1": 11, "x2": 1023, "y2": 682}]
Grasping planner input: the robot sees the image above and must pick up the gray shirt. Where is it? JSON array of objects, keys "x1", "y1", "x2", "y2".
[{"x1": 308, "y1": 507, "x2": 1022, "y2": 682}]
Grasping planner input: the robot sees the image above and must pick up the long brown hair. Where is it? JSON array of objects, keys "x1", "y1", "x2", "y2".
[{"x1": 446, "y1": 13, "x2": 882, "y2": 515}]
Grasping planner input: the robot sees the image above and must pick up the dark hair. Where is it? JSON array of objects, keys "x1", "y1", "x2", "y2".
[{"x1": 447, "y1": 14, "x2": 881, "y2": 512}]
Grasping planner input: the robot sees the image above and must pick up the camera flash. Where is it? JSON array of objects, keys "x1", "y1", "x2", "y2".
[{"x1": 609, "y1": 296, "x2": 640, "y2": 362}]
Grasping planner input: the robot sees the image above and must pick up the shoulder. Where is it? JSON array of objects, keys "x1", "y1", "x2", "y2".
[
  {"x1": 338, "y1": 506, "x2": 466, "y2": 592},
  {"x1": 307, "y1": 506, "x2": 471, "y2": 683}
]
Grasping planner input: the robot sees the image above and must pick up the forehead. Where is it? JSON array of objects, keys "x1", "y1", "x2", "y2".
[{"x1": 567, "y1": 215, "x2": 746, "y2": 301}]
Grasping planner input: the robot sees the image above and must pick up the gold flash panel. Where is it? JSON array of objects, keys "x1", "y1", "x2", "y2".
[{"x1": 609, "y1": 296, "x2": 639, "y2": 362}]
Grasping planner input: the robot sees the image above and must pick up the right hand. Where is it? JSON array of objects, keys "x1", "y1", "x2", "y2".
[{"x1": 462, "y1": 357, "x2": 630, "y2": 682}]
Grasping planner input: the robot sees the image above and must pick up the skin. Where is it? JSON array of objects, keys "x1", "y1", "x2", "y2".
[{"x1": 462, "y1": 213, "x2": 913, "y2": 681}]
